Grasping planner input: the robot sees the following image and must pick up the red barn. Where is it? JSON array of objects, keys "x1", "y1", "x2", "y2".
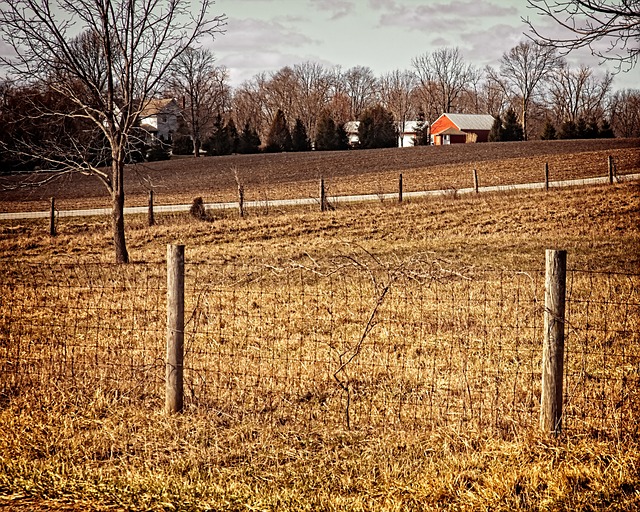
[{"x1": 430, "y1": 113, "x2": 495, "y2": 145}]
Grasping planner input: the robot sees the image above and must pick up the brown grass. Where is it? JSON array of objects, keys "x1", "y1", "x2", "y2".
[{"x1": 1, "y1": 155, "x2": 639, "y2": 509}]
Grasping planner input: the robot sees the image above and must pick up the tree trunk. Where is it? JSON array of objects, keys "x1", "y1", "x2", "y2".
[
  {"x1": 112, "y1": 160, "x2": 129, "y2": 263},
  {"x1": 522, "y1": 98, "x2": 528, "y2": 141}
]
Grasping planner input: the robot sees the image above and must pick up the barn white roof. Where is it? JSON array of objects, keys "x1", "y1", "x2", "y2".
[{"x1": 443, "y1": 113, "x2": 495, "y2": 131}]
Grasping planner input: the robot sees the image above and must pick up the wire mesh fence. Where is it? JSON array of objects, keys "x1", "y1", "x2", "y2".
[{"x1": 1, "y1": 254, "x2": 638, "y2": 437}]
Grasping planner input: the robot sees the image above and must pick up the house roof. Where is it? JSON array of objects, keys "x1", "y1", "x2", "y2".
[
  {"x1": 139, "y1": 98, "x2": 178, "y2": 118},
  {"x1": 437, "y1": 113, "x2": 495, "y2": 131},
  {"x1": 435, "y1": 126, "x2": 466, "y2": 136}
]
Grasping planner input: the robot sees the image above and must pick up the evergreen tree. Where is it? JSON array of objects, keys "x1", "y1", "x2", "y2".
[
  {"x1": 413, "y1": 110, "x2": 431, "y2": 146},
  {"x1": 488, "y1": 115, "x2": 503, "y2": 142},
  {"x1": 501, "y1": 108, "x2": 524, "y2": 141},
  {"x1": 584, "y1": 118, "x2": 600, "y2": 139},
  {"x1": 335, "y1": 123, "x2": 350, "y2": 150},
  {"x1": 238, "y1": 121, "x2": 261, "y2": 154},
  {"x1": 172, "y1": 133, "x2": 194, "y2": 155},
  {"x1": 202, "y1": 114, "x2": 231, "y2": 156},
  {"x1": 358, "y1": 105, "x2": 397, "y2": 149},
  {"x1": 265, "y1": 109, "x2": 292, "y2": 152},
  {"x1": 226, "y1": 119, "x2": 240, "y2": 153},
  {"x1": 291, "y1": 118, "x2": 311, "y2": 152},
  {"x1": 315, "y1": 113, "x2": 338, "y2": 151},
  {"x1": 558, "y1": 119, "x2": 577, "y2": 139},
  {"x1": 599, "y1": 119, "x2": 615, "y2": 138},
  {"x1": 540, "y1": 119, "x2": 557, "y2": 140},
  {"x1": 575, "y1": 117, "x2": 589, "y2": 138}
]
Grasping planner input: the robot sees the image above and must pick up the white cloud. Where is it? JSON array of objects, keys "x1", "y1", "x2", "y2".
[{"x1": 308, "y1": 0, "x2": 356, "y2": 20}]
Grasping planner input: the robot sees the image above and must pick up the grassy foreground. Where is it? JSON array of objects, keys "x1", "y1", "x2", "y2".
[{"x1": 1, "y1": 181, "x2": 639, "y2": 510}]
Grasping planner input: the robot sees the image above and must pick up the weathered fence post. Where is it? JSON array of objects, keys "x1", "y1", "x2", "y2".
[
  {"x1": 238, "y1": 183, "x2": 245, "y2": 218},
  {"x1": 320, "y1": 177, "x2": 327, "y2": 212},
  {"x1": 49, "y1": 197, "x2": 56, "y2": 237},
  {"x1": 608, "y1": 155, "x2": 614, "y2": 184},
  {"x1": 544, "y1": 162, "x2": 549, "y2": 191},
  {"x1": 148, "y1": 190, "x2": 155, "y2": 226},
  {"x1": 398, "y1": 173, "x2": 403, "y2": 203},
  {"x1": 473, "y1": 169, "x2": 479, "y2": 193},
  {"x1": 166, "y1": 244, "x2": 185, "y2": 414},
  {"x1": 541, "y1": 249, "x2": 567, "y2": 435}
]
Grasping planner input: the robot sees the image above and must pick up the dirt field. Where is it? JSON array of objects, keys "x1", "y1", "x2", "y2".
[{"x1": 1, "y1": 138, "x2": 638, "y2": 213}]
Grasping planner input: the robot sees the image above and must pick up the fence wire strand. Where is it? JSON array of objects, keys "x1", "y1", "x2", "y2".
[{"x1": 1, "y1": 258, "x2": 638, "y2": 436}]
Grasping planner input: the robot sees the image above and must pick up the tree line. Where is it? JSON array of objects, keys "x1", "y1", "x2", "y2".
[{"x1": 3, "y1": 41, "x2": 640, "y2": 167}]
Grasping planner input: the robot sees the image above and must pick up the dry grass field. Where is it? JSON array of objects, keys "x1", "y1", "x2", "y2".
[{"x1": 1, "y1": 140, "x2": 640, "y2": 511}]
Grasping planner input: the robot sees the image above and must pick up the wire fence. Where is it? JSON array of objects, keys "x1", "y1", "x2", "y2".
[{"x1": 1, "y1": 254, "x2": 638, "y2": 437}]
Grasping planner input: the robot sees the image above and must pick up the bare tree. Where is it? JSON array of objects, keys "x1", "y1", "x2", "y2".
[
  {"x1": 379, "y1": 69, "x2": 417, "y2": 145},
  {"x1": 168, "y1": 47, "x2": 229, "y2": 157},
  {"x1": 292, "y1": 61, "x2": 334, "y2": 141},
  {"x1": 549, "y1": 63, "x2": 613, "y2": 123},
  {"x1": 487, "y1": 41, "x2": 563, "y2": 139},
  {"x1": 524, "y1": 0, "x2": 640, "y2": 70},
  {"x1": 412, "y1": 47, "x2": 477, "y2": 115},
  {"x1": 609, "y1": 88, "x2": 640, "y2": 137},
  {"x1": 342, "y1": 66, "x2": 379, "y2": 120},
  {"x1": 0, "y1": 0, "x2": 225, "y2": 263}
]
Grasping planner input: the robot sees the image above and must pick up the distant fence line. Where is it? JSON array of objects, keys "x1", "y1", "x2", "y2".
[
  {"x1": 1, "y1": 248, "x2": 639, "y2": 437},
  {"x1": 1, "y1": 164, "x2": 637, "y2": 222}
]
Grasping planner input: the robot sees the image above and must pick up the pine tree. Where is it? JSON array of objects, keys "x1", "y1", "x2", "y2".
[
  {"x1": 291, "y1": 118, "x2": 311, "y2": 152},
  {"x1": 540, "y1": 119, "x2": 557, "y2": 140},
  {"x1": 501, "y1": 108, "x2": 524, "y2": 141},
  {"x1": 315, "y1": 113, "x2": 337, "y2": 151},
  {"x1": 226, "y1": 119, "x2": 240, "y2": 153},
  {"x1": 488, "y1": 115, "x2": 503, "y2": 142},
  {"x1": 265, "y1": 109, "x2": 292, "y2": 153},
  {"x1": 413, "y1": 110, "x2": 430, "y2": 146},
  {"x1": 599, "y1": 119, "x2": 615, "y2": 138},
  {"x1": 358, "y1": 105, "x2": 397, "y2": 149},
  {"x1": 238, "y1": 121, "x2": 261, "y2": 154},
  {"x1": 335, "y1": 123, "x2": 350, "y2": 150},
  {"x1": 202, "y1": 114, "x2": 230, "y2": 156},
  {"x1": 575, "y1": 117, "x2": 588, "y2": 139},
  {"x1": 585, "y1": 118, "x2": 600, "y2": 139},
  {"x1": 558, "y1": 120, "x2": 577, "y2": 139}
]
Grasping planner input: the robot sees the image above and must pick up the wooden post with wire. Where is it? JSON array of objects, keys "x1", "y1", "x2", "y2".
[
  {"x1": 148, "y1": 190, "x2": 155, "y2": 226},
  {"x1": 545, "y1": 162, "x2": 549, "y2": 191},
  {"x1": 541, "y1": 249, "x2": 567, "y2": 435},
  {"x1": 398, "y1": 173, "x2": 403, "y2": 203},
  {"x1": 166, "y1": 244, "x2": 185, "y2": 414},
  {"x1": 608, "y1": 156, "x2": 614, "y2": 184},
  {"x1": 320, "y1": 178, "x2": 327, "y2": 212},
  {"x1": 238, "y1": 183, "x2": 245, "y2": 218},
  {"x1": 473, "y1": 169, "x2": 479, "y2": 193},
  {"x1": 49, "y1": 197, "x2": 56, "y2": 237}
]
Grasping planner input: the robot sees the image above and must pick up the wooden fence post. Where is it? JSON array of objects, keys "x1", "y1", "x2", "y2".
[
  {"x1": 545, "y1": 162, "x2": 549, "y2": 191},
  {"x1": 238, "y1": 183, "x2": 245, "y2": 218},
  {"x1": 608, "y1": 155, "x2": 614, "y2": 184},
  {"x1": 166, "y1": 244, "x2": 185, "y2": 414},
  {"x1": 541, "y1": 249, "x2": 567, "y2": 435},
  {"x1": 49, "y1": 197, "x2": 56, "y2": 237},
  {"x1": 473, "y1": 169, "x2": 479, "y2": 193},
  {"x1": 398, "y1": 173, "x2": 403, "y2": 203},
  {"x1": 320, "y1": 177, "x2": 327, "y2": 212},
  {"x1": 148, "y1": 190, "x2": 155, "y2": 226}
]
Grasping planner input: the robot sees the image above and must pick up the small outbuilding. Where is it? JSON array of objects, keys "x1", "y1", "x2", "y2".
[{"x1": 430, "y1": 113, "x2": 495, "y2": 145}]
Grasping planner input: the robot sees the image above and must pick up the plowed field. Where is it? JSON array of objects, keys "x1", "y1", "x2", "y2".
[{"x1": 1, "y1": 138, "x2": 638, "y2": 213}]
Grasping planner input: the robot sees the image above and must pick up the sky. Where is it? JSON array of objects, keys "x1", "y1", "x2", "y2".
[{"x1": 208, "y1": 0, "x2": 639, "y2": 90}]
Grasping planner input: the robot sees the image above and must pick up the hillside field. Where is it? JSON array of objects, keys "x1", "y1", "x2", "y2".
[
  {"x1": 1, "y1": 140, "x2": 640, "y2": 511},
  {"x1": 1, "y1": 138, "x2": 638, "y2": 213}
]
